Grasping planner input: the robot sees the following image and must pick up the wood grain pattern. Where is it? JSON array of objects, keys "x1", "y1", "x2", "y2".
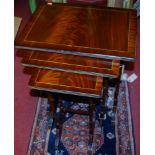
[
  {"x1": 18, "y1": 49, "x2": 120, "y2": 77},
  {"x1": 15, "y1": 3, "x2": 137, "y2": 61},
  {"x1": 29, "y1": 69, "x2": 103, "y2": 98}
]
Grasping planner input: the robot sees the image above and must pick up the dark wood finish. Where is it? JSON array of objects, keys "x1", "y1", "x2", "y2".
[
  {"x1": 29, "y1": 69, "x2": 103, "y2": 98},
  {"x1": 15, "y1": 3, "x2": 137, "y2": 61},
  {"x1": 88, "y1": 99, "x2": 95, "y2": 154},
  {"x1": 48, "y1": 93, "x2": 56, "y2": 117},
  {"x1": 18, "y1": 49, "x2": 120, "y2": 77},
  {"x1": 23, "y1": 66, "x2": 39, "y2": 75}
]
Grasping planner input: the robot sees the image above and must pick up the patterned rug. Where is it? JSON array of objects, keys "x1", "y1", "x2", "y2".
[{"x1": 27, "y1": 81, "x2": 135, "y2": 155}]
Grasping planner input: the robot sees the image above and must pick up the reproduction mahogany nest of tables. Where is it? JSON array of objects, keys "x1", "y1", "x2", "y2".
[{"x1": 15, "y1": 3, "x2": 137, "y2": 154}]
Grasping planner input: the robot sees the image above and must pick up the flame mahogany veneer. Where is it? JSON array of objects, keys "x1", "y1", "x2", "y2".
[
  {"x1": 18, "y1": 49, "x2": 120, "y2": 78},
  {"x1": 15, "y1": 2, "x2": 137, "y2": 97},
  {"x1": 15, "y1": 3, "x2": 137, "y2": 61},
  {"x1": 29, "y1": 69, "x2": 104, "y2": 98}
]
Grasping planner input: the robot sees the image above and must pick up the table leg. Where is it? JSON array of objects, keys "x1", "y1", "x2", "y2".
[
  {"x1": 113, "y1": 79, "x2": 120, "y2": 113},
  {"x1": 55, "y1": 96, "x2": 64, "y2": 152},
  {"x1": 102, "y1": 78, "x2": 109, "y2": 112},
  {"x1": 48, "y1": 93, "x2": 56, "y2": 118},
  {"x1": 88, "y1": 99, "x2": 95, "y2": 155}
]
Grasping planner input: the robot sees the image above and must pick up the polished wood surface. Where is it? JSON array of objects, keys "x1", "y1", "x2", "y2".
[
  {"x1": 29, "y1": 69, "x2": 103, "y2": 98},
  {"x1": 18, "y1": 49, "x2": 120, "y2": 77},
  {"x1": 15, "y1": 3, "x2": 137, "y2": 61}
]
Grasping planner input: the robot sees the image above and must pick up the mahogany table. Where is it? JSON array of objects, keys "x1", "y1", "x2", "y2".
[
  {"x1": 15, "y1": 2, "x2": 137, "y2": 154},
  {"x1": 15, "y1": 3, "x2": 137, "y2": 61}
]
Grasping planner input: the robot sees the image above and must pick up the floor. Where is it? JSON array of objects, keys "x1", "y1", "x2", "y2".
[{"x1": 14, "y1": 1, "x2": 140, "y2": 155}]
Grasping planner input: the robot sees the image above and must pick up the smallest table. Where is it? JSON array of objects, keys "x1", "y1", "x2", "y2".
[{"x1": 29, "y1": 68, "x2": 107, "y2": 154}]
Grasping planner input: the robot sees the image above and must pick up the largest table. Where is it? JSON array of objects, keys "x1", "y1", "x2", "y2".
[{"x1": 15, "y1": 2, "x2": 137, "y2": 61}]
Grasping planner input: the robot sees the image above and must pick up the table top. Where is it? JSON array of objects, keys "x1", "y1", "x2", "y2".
[
  {"x1": 29, "y1": 68, "x2": 103, "y2": 98},
  {"x1": 18, "y1": 49, "x2": 120, "y2": 78},
  {"x1": 15, "y1": 3, "x2": 137, "y2": 61}
]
